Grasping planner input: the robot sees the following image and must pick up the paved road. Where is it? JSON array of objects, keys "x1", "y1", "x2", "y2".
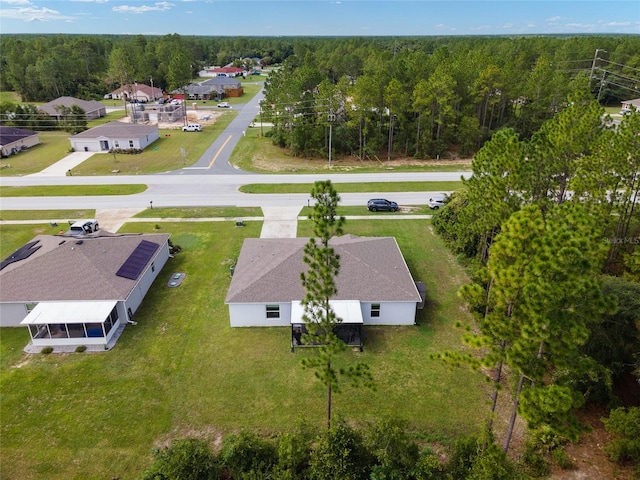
[{"x1": 0, "y1": 85, "x2": 471, "y2": 210}]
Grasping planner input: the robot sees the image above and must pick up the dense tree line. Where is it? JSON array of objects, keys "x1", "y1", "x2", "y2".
[
  {"x1": 433, "y1": 92, "x2": 639, "y2": 462},
  {"x1": 139, "y1": 417, "x2": 547, "y2": 480},
  {"x1": 1, "y1": 34, "x2": 639, "y2": 156},
  {"x1": 0, "y1": 34, "x2": 295, "y2": 101},
  {"x1": 261, "y1": 35, "x2": 640, "y2": 158}
]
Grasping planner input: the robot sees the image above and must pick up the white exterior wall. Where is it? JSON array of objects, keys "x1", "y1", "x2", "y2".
[
  {"x1": 360, "y1": 301, "x2": 417, "y2": 326},
  {"x1": 1, "y1": 135, "x2": 40, "y2": 156},
  {"x1": 124, "y1": 240, "x2": 170, "y2": 315},
  {"x1": 229, "y1": 303, "x2": 291, "y2": 327},
  {"x1": 70, "y1": 131, "x2": 159, "y2": 153},
  {"x1": 229, "y1": 301, "x2": 417, "y2": 327},
  {"x1": 0, "y1": 303, "x2": 30, "y2": 327}
]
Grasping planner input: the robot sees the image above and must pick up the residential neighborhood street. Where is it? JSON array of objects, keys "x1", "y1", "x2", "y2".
[{"x1": 0, "y1": 87, "x2": 470, "y2": 211}]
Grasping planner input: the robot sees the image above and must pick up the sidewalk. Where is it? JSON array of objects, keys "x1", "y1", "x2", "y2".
[{"x1": 1, "y1": 212, "x2": 432, "y2": 238}]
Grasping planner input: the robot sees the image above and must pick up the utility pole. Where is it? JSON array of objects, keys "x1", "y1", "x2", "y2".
[
  {"x1": 259, "y1": 101, "x2": 264, "y2": 137},
  {"x1": 150, "y1": 77, "x2": 154, "y2": 101},
  {"x1": 328, "y1": 111, "x2": 336, "y2": 167},
  {"x1": 590, "y1": 49, "x2": 607, "y2": 90},
  {"x1": 597, "y1": 70, "x2": 607, "y2": 102}
]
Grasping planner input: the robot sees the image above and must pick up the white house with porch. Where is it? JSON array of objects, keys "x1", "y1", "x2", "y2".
[
  {"x1": 225, "y1": 235, "x2": 424, "y2": 348},
  {"x1": 0, "y1": 232, "x2": 171, "y2": 351}
]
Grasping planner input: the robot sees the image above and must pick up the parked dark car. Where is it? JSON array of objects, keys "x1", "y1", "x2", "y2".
[{"x1": 367, "y1": 198, "x2": 399, "y2": 212}]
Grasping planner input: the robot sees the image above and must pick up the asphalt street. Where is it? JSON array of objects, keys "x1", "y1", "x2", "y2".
[{"x1": 0, "y1": 86, "x2": 471, "y2": 210}]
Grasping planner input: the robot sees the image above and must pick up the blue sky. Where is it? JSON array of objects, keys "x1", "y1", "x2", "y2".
[{"x1": 0, "y1": 0, "x2": 638, "y2": 36}]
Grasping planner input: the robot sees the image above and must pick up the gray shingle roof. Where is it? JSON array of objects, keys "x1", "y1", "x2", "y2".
[
  {"x1": 0, "y1": 233, "x2": 170, "y2": 303},
  {"x1": 70, "y1": 121, "x2": 158, "y2": 139},
  {"x1": 0, "y1": 126, "x2": 38, "y2": 147},
  {"x1": 225, "y1": 235, "x2": 421, "y2": 304},
  {"x1": 39, "y1": 96, "x2": 105, "y2": 116}
]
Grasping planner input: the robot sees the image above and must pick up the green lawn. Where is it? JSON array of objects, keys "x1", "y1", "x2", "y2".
[
  {"x1": 0, "y1": 131, "x2": 72, "y2": 177},
  {"x1": 133, "y1": 206, "x2": 263, "y2": 218},
  {"x1": 0, "y1": 209, "x2": 95, "y2": 221},
  {"x1": 231, "y1": 129, "x2": 472, "y2": 174},
  {"x1": 0, "y1": 219, "x2": 485, "y2": 479},
  {"x1": 0, "y1": 185, "x2": 146, "y2": 197},
  {"x1": 239, "y1": 181, "x2": 463, "y2": 194}
]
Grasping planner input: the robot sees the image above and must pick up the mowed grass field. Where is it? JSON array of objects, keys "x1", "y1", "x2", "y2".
[{"x1": 0, "y1": 219, "x2": 486, "y2": 480}]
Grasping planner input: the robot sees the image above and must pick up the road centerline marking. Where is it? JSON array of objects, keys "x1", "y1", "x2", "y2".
[{"x1": 208, "y1": 135, "x2": 233, "y2": 168}]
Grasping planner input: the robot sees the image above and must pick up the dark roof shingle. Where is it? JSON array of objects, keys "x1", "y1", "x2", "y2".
[
  {"x1": 0, "y1": 233, "x2": 170, "y2": 303},
  {"x1": 225, "y1": 236, "x2": 421, "y2": 304}
]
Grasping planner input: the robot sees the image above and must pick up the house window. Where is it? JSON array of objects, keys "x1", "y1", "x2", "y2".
[
  {"x1": 104, "y1": 306, "x2": 119, "y2": 335},
  {"x1": 129, "y1": 140, "x2": 134, "y2": 148},
  {"x1": 25, "y1": 303, "x2": 37, "y2": 313},
  {"x1": 114, "y1": 140, "x2": 120, "y2": 148},
  {"x1": 371, "y1": 303, "x2": 381, "y2": 318},
  {"x1": 266, "y1": 305, "x2": 280, "y2": 319}
]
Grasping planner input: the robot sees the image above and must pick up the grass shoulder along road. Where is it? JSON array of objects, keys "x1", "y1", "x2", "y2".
[
  {"x1": 231, "y1": 128, "x2": 473, "y2": 174},
  {"x1": 0, "y1": 185, "x2": 147, "y2": 197},
  {"x1": 239, "y1": 181, "x2": 463, "y2": 194},
  {"x1": 0, "y1": 219, "x2": 485, "y2": 480},
  {"x1": 0, "y1": 209, "x2": 96, "y2": 221}
]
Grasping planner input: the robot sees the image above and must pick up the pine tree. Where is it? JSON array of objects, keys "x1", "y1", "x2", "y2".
[{"x1": 300, "y1": 180, "x2": 373, "y2": 429}]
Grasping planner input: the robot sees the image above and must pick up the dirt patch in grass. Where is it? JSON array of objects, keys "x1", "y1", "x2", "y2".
[{"x1": 548, "y1": 406, "x2": 636, "y2": 480}]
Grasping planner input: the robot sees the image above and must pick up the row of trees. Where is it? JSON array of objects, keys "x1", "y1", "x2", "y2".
[
  {"x1": 432, "y1": 92, "x2": 639, "y2": 456},
  {"x1": 0, "y1": 34, "x2": 294, "y2": 102},
  {"x1": 140, "y1": 417, "x2": 543, "y2": 480},
  {"x1": 1, "y1": 34, "x2": 639, "y2": 154},
  {"x1": 261, "y1": 35, "x2": 640, "y2": 159}
]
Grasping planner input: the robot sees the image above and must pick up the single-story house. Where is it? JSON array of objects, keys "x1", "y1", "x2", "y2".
[
  {"x1": 109, "y1": 84, "x2": 164, "y2": 103},
  {"x1": 39, "y1": 96, "x2": 106, "y2": 120},
  {"x1": 0, "y1": 126, "x2": 40, "y2": 157},
  {"x1": 205, "y1": 66, "x2": 246, "y2": 77},
  {"x1": 178, "y1": 77, "x2": 243, "y2": 100},
  {"x1": 69, "y1": 121, "x2": 159, "y2": 152},
  {"x1": 0, "y1": 232, "x2": 171, "y2": 351},
  {"x1": 225, "y1": 235, "x2": 423, "y2": 347},
  {"x1": 620, "y1": 98, "x2": 640, "y2": 112}
]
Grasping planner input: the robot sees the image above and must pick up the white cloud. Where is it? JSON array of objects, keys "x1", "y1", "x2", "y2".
[
  {"x1": 113, "y1": 1, "x2": 174, "y2": 14},
  {"x1": 71, "y1": 0, "x2": 109, "y2": 3},
  {"x1": 546, "y1": 16, "x2": 562, "y2": 22},
  {"x1": 2, "y1": 0, "x2": 30, "y2": 4},
  {"x1": 0, "y1": 5, "x2": 74, "y2": 22},
  {"x1": 604, "y1": 21, "x2": 631, "y2": 26}
]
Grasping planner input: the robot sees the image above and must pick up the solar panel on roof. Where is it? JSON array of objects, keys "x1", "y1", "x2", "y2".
[
  {"x1": 0, "y1": 240, "x2": 41, "y2": 271},
  {"x1": 115, "y1": 240, "x2": 160, "y2": 280}
]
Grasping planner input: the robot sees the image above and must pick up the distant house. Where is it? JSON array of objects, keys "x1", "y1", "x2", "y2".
[
  {"x1": 109, "y1": 84, "x2": 164, "y2": 103},
  {"x1": 226, "y1": 236, "x2": 423, "y2": 349},
  {"x1": 205, "y1": 66, "x2": 246, "y2": 78},
  {"x1": 0, "y1": 126, "x2": 40, "y2": 157},
  {"x1": 39, "y1": 96, "x2": 106, "y2": 120},
  {"x1": 0, "y1": 232, "x2": 171, "y2": 351},
  {"x1": 69, "y1": 121, "x2": 159, "y2": 152},
  {"x1": 620, "y1": 98, "x2": 640, "y2": 112},
  {"x1": 180, "y1": 77, "x2": 243, "y2": 100}
]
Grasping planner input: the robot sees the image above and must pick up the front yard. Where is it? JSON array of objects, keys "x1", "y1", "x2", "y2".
[{"x1": 0, "y1": 219, "x2": 486, "y2": 479}]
